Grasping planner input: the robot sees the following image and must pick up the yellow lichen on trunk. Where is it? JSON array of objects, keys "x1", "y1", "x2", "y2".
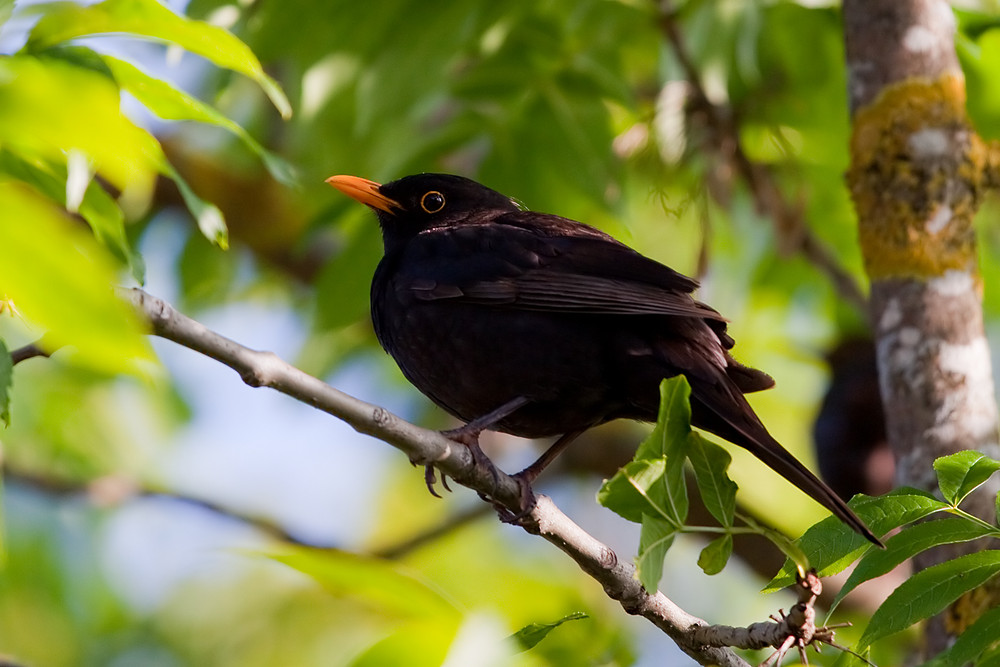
[{"x1": 847, "y1": 75, "x2": 988, "y2": 281}]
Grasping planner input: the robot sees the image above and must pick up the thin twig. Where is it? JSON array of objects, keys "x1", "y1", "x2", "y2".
[
  {"x1": 372, "y1": 504, "x2": 492, "y2": 559},
  {"x1": 3, "y1": 468, "x2": 320, "y2": 547},
  {"x1": 10, "y1": 337, "x2": 55, "y2": 365}
]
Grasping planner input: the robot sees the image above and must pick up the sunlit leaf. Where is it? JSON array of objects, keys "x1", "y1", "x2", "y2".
[
  {"x1": 24, "y1": 0, "x2": 291, "y2": 118},
  {"x1": 635, "y1": 515, "x2": 677, "y2": 592},
  {"x1": 352, "y1": 619, "x2": 457, "y2": 667},
  {"x1": 509, "y1": 611, "x2": 588, "y2": 652},
  {"x1": 161, "y1": 160, "x2": 229, "y2": 248},
  {"x1": 0, "y1": 149, "x2": 143, "y2": 283},
  {"x1": 598, "y1": 458, "x2": 678, "y2": 524},
  {"x1": 0, "y1": 182, "x2": 153, "y2": 374},
  {"x1": 934, "y1": 451, "x2": 1000, "y2": 506},
  {"x1": 858, "y1": 551, "x2": 1000, "y2": 650},
  {"x1": 688, "y1": 434, "x2": 737, "y2": 527},
  {"x1": 831, "y1": 517, "x2": 996, "y2": 612},
  {"x1": 697, "y1": 534, "x2": 733, "y2": 575},
  {"x1": 764, "y1": 490, "x2": 948, "y2": 592},
  {"x1": 266, "y1": 545, "x2": 460, "y2": 620},
  {"x1": 101, "y1": 55, "x2": 297, "y2": 185},
  {"x1": 635, "y1": 376, "x2": 692, "y2": 461},
  {"x1": 0, "y1": 55, "x2": 159, "y2": 196}
]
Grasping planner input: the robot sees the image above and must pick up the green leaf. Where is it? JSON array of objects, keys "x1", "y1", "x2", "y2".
[
  {"x1": 858, "y1": 550, "x2": 1000, "y2": 650},
  {"x1": 925, "y1": 603, "x2": 1000, "y2": 667},
  {"x1": 635, "y1": 376, "x2": 691, "y2": 461},
  {"x1": 352, "y1": 620, "x2": 456, "y2": 667},
  {"x1": 697, "y1": 534, "x2": 733, "y2": 575},
  {"x1": 688, "y1": 434, "x2": 737, "y2": 527},
  {"x1": 266, "y1": 545, "x2": 460, "y2": 620},
  {"x1": 0, "y1": 149, "x2": 143, "y2": 283},
  {"x1": 764, "y1": 490, "x2": 948, "y2": 592},
  {"x1": 635, "y1": 516, "x2": 677, "y2": 592},
  {"x1": 101, "y1": 55, "x2": 297, "y2": 186},
  {"x1": 934, "y1": 451, "x2": 1000, "y2": 506},
  {"x1": 509, "y1": 612, "x2": 588, "y2": 652},
  {"x1": 24, "y1": 0, "x2": 291, "y2": 119},
  {"x1": 0, "y1": 338, "x2": 11, "y2": 427},
  {"x1": 0, "y1": 54, "x2": 160, "y2": 195},
  {"x1": 831, "y1": 516, "x2": 997, "y2": 612},
  {"x1": 0, "y1": 182, "x2": 154, "y2": 374},
  {"x1": 598, "y1": 458, "x2": 686, "y2": 525},
  {"x1": 161, "y1": 160, "x2": 229, "y2": 248}
]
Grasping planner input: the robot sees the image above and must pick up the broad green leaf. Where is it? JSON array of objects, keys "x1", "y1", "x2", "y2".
[
  {"x1": 24, "y1": 0, "x2": 291, "y2": 118},
  {"x1": 0, "y1": 182, "x2": 153, "y2": 374},
  {"x1": 688, "y1": 434, "x2": 737, "y2": 527},
  {"x1": 831, "y1": 517, "x2": 996, "y2": 612},
  {"x1": 598, "y1": 458, "x2": 685, "y2": 525},
  {"x1": 923, "y1": 603, "x2": 1000, "y2": 667},
  {"x1": 697, "y1": 534, "x2": 733, "y2": 575},
  {"x1": 858, "y1": 550, "x2": 1000, "y2": 650},
  {"x1": 266, "y1": 545, "x2": 460, "y2": 620},
  {"x1": 934, "y1": 451, "x2": 1000, "y2": 506},
  {"x1": 0, "y1": 338, "x2": 11, "y2": 426},
  {"x1": 0, "y1": 149, "x2": 143, "y2": 282},
  {"x1": 635, "y1": 376, "x2": 691, "y2": 461},
  {"x1": 636, "y1": 516, "x2": 677, "y2": 592},
  {"x1": 353, "y1": 620, "x2": 457, "y2": 667},
  {"x1": 101, "y1": 55, "x2": 297, "y2": 186},
  {"x1": 0, "y1": 55, "x2": 159, "y2": 195},
  {"x1": 509, "y1": 612, "x2": 588, "y2": 652},
  {"x1": 764, "y1": 490, "x2": 948, "y2": 592}
]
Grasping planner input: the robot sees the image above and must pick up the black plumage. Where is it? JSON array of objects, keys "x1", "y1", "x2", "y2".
[{"x1": 328, "y1": 172, "x2": 881, "y2": 546}]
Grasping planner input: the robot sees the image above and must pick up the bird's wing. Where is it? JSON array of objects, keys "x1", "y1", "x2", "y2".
[{"x1": 399, "y1": 215, "x2": 724, "y2": 321}]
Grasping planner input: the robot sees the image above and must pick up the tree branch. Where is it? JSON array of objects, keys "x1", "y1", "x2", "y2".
[
  {"x1": 121, "y1": 288, "x2": 755, "y2": 666},
  {"x1": 656, "y1": 0, "x2": 868, "y2": 314},
  {"x1": 10, "y1": 337, "x2": 55, "y2": 365}
]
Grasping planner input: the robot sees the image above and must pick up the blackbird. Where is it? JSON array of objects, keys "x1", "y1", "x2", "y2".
[{"x1": 328, "y1": 172, "x2": 882, "y2": 546}]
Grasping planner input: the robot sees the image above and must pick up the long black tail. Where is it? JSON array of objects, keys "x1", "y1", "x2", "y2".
[{"x1": 689, "y1": 378, "x2": 884, "y2": 547}]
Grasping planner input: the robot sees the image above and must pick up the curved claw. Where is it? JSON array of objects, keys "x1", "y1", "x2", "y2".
[{"x1": 424, "y1": 465, "x2": 444, "y2": 498}]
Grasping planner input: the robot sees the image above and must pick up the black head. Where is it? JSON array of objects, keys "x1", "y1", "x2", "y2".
[{"x1": 327, "y1": 173, "x2": 521, "y2": 250}]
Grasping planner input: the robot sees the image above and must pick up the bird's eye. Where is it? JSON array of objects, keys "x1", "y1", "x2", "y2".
[{"x1": 420, "y1": 191, "x2": 445, "y2": 214}]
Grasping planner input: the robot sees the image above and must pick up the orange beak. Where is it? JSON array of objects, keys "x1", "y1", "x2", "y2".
[{"x1": 325, "y1": 175, "x2": 402, "y2": 214}]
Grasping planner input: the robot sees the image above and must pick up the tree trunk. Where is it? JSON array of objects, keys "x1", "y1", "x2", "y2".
[{"x1": 842, "y1": 0, "x2": 1000, "y2": 656}]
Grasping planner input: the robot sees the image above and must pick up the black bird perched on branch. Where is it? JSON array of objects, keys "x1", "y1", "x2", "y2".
[{"x1": 328, "y1": 172, "x2": 882, "y2": 546}]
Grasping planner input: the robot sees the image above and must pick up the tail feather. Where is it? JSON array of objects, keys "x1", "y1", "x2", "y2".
[{"x1": 689, "y1": 377, "x2": 884, "y2": 547}]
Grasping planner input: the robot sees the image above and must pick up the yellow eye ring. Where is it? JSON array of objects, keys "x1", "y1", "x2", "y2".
[{"x1": 420, "y1": 191, "x2": 446, "y2": 213}]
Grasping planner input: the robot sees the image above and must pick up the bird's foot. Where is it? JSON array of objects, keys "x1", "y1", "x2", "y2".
[
  {"x1": 494, "y1": 469, "x2": 538, "y2": 524},
  {"x1": 439, "y1": 424, "x2": 503, "y2": 495},
  {"x1": 423, "y1": 465, "x2": 451, "y2": 497}
]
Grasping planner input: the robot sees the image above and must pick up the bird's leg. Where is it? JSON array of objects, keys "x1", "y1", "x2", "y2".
[
  {"x1": 498, "y1": 429, "x2": 585, "y2": 522},
  {"x1": 431, "y1": 396, "x2": 531, "y2": 496},
  {"x1": 515, "y1": 429, "x2": 585, "y2": 484}
]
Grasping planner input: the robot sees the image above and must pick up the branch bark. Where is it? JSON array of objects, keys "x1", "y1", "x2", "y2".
[
  {"x1": 842, "y1": 0, "x2": 1000, "y2": 654},
  {"x1": 122, "y1": 288, "x2": 753, "y2": 666}
]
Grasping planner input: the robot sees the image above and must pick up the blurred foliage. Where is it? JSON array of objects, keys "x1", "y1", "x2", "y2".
[{"x1": 2, "y1": 0, "x2": 1000, "y2": 665}]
